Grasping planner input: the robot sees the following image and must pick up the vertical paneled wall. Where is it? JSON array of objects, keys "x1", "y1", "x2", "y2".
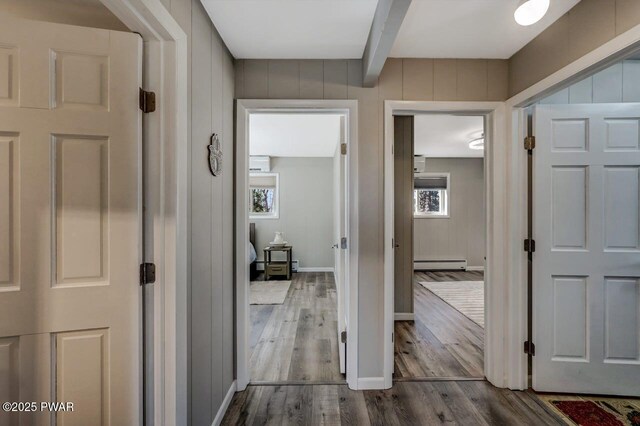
[
  {"x1": 509, "y1": 0, "x2": 640, "y2": 96},
  {"x1": 539, "y1": 60, "x2": 640, "y2": 104},
  {"x1": 235, "y1": 58, "x2": 508, "y2": 378},
  {"x1": 164, "y1": 0, "x2": 235, "y2": 424}
]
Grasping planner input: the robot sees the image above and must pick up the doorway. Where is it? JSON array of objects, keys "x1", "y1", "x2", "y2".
[
  {"x1": 236, "y1": 100, "x2": 359, "y2": 391},
  {"x1": 523, "y1": 57, "x2": 640, "y2": 397},
  {"x1": 246, "y1": 112, "x2": 345, "y2": 383},
  {"x1": 393, "y1": 114, "x2": 487, "y2": 379},
  {"x1": 383, "y1": 101, "x2": 506, "y2": 388}
]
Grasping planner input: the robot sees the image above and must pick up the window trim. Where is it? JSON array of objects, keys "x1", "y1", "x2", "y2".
[
  {"x1": 413, "y1": 172, "x2": 450, "y2": 219},
  {"x1": 249, "y1": 172, "x2": 280, "y2": 219}
]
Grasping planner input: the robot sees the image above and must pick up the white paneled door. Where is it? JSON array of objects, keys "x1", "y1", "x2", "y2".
[
  {"x1": 533, "y1": 104, "x2": 640, "y2": 396},
  {"x1": 0, "y1": 17, "x2": 141, "y2": 425}
]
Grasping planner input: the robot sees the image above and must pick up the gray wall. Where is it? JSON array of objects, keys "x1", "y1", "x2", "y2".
[
  {"x1": 253, "y1": 157, "x2": 334, "y2": 269},
  {"x1": 509, "y1": 0, "x2": 640, "y2": 96},
  {"x1": 413, "y1": 158, "x2": 485, "y2": 268},
  {"x1": 186, "y1": 0, "x2": 235, "y2": 425},
  {"x1": 235, "y1": 58, "x2": 508, "y2": 378},
  {"x1": 540, "y1": 59, "x2": 640, "y2": 104}
]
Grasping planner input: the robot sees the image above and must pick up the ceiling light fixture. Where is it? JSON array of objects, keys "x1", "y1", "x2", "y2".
[
  {"x1": 468, "y1": 135, "x2": 485, "y2": 150},
  {"x1": 514, "y1": 0, "x2": 550, "y2": 26}
]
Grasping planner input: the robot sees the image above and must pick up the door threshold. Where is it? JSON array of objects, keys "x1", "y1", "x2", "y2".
[
  {"x1": 249, "y1": 380, "x2": 347, "y2": 387},
  {"x1": 393, "y1": 376, "x2": 486, "y2": 382}
]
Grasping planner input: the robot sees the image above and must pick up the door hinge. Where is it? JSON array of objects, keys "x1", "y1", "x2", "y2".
[
  {"x1": 392, "y1": 332, "x2": 394, "y2": 342},
  {"x1": 524, "y1": 340, "x2": 536, "y2": 356},
  {"x1": 524, "y1": 136, "x2": 535, "y2": 151},
  {"x1": 341, "y1": 143, "x2": 347, "y2": 155},
  {"x1": 140, "y1": 262, "x2": 156, "y2": 285},
  {"x1": 524, "y1": 238, "x2": 536, "y2": 253},
  {"x1": 139, "y1": 88, "x2": 156, "y2": 113},
  {"x1": 341, "y1": 330, "x2": 347, "y2": 343},
  {"x1": 341, "y1": 237, "x2": 348, "y2": 249}
]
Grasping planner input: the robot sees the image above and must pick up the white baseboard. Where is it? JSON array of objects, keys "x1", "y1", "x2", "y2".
[
  {"x1": 356, "y1": 377, "x2": 386, "y2": 390},
  {"x1": 212, "y1": 380, "x2": 237, "y2": 426},
  {"x1": 414, "y1": 259, "x2": 467, "y2": 270},
  {"x1": 297, "y1": 267, "x2": 335, "y2": 273},
  {"x1": 466, "y1": 266, "x2": 485, "y2": 271},
  {"x1": 394, "y1": 312, "x2": 414, "y2": 321}
]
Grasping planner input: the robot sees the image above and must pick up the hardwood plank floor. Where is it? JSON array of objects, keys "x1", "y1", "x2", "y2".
[
  {"x1": 221, "y1": 381, "x2": 564, "y2": 425},
  {"x1": 394, "y1": 271, "x2": 484, "y2": 378},
  {"x1": 250, "y1": 272, "x2": 343, "y2": 383}
]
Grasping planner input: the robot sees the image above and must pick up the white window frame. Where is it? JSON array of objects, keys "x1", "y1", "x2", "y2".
[
  {"x1": 249, "y1": 172, "x2": 280, "y2": 219},
  {"x1": 413, "y1": 172, "x2": 450, "y2": 218}
]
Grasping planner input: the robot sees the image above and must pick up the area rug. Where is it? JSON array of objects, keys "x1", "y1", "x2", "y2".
[
  {"x1": 249, "y1": 280, "x2": 292, "y2": 305},
  {"x1": 419, "y1": 281, "x2": 484, "y2": 327},
  {"x1": 539, "y1": 395, "x2": 640, "y2": 426}
]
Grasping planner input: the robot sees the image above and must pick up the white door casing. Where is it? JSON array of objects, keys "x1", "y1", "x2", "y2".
[
  {"x1": 0, "y1": 16, "x2": 141, "y2": 425},
  {"x1": 334, "y1": 116, "x2": 347, "y2": 374},
  {"x1": 533, "y1": 103, "x2": 640, "y2": 396}
]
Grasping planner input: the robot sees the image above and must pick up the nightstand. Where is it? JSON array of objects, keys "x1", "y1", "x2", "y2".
[{"x1": 263, "y1": 246, "x2": 292, "y2": 280}]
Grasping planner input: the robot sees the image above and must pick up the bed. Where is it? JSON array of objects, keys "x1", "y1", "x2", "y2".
[{"x1": 249, "y1": 223, "x2": 259, "y2": 281}]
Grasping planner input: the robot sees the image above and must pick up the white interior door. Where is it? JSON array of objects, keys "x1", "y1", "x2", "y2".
[
  {"x1": 334, "y1": 117, "x2": 347, "y2": 374},
  {"x1": 0, "y1": 16, "x2": 142, "y2": 424},
  {"x1": 533, "y1": 103, "x2": 640, "y2": 396}
]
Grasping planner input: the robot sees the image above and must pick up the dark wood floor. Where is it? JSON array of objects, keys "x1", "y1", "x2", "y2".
[
  {"x1": 394, "y1": 271, "x2": 484, "y2": 378},
  {"x1": 250, "y1": 272, "x2": 343, "y2": 383},
  {"x1": 221, "y1": 381, "x2": 564, "y2": 425}
]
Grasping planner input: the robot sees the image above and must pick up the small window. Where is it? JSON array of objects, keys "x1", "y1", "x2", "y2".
[
  {"x1": 249, "y1": 173, "x2": 279, "y2": 219},
  {"x1": 414, "y1": 173, "x2": 449, "y2": 218}
]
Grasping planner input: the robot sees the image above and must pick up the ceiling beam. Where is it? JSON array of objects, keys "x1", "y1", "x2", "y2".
[{"x1": 362, "y1": 0, "x2": 411, "y2": 87}]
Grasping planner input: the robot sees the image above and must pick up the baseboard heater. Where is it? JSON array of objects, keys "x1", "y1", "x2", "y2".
[{"x1": 414, "y1": 259, "x2": 467, "y2": 271}]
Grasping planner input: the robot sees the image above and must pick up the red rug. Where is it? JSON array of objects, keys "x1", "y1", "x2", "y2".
[{"x1": 552, "y1": 400, "x2": 640, "y2": 426}]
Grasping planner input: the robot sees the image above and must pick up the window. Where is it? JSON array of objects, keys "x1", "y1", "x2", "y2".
[
  {"x1": 249, "y1": 173, "x2": 279, "y2": 219},
  {"x1": 413, "y1": 173, "x2": 449, "y2": 217}
]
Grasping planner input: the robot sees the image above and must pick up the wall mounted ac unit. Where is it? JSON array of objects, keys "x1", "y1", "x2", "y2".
[
  {"x1": 249, "y1": 156, "x2": 271, "y2": 172},
  {"x1": 414, "y1": 156, "x2": 426, "y2": 173}
]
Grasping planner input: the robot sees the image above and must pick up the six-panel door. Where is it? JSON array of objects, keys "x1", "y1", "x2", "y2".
[
  {"x1": 533, "y1": 103, "x2": 640, "y2": 396},
  {"x1": 0, "y1": 17, "x2": 141, "y2": 425}
]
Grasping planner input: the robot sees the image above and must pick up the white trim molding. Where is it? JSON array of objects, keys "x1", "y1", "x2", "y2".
[
  {"x1": 236, "y1": 99, "x2": 359, "y2": 391},
  {"x1": 394, "y1": 313, "x2": 415, "y2": 321},
  {"x1": 383, "y1": 101, "x2": 507, "y2": 390},
  {"x1": 211, "y1": 381, "x2": 237, "y2": 426},
  {"x1": 98, "y1": 0, "x2": 189, "y2": 424},
  {"x1": 356, "y1": 377, "x2": 386, "y2": 390}
]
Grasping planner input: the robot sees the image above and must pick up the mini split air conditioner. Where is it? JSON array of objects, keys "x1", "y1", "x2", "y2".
[
  {"x1": 414, "y1": 156, "x2": 426, "y2": 173},
  {"x1": 249, "y1": 156, "x2": 271, "y2": 172}
]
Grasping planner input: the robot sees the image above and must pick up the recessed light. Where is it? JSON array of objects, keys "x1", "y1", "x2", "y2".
[{"x1": 514, "y1": 0, "x2": 550, "y2": 26}]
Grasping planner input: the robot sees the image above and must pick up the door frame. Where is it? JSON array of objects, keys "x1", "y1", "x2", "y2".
[
  {"x1": 98, "y1": 0, "x2": 188, "y2": 424},
  {"x1": 235, "y1": 99, "x2": 359, "y2": 391},
  {"x1": 506, "y1": 25, "x2": 640, "y2": 390},
  {"x1": 383, "y1": 101, "x2": 507, "y2": 389}
]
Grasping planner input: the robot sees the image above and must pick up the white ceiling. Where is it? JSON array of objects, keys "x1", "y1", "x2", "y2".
[
  {"x1": 414, "y1": 115, "x2": 484, "y2": 158},
  {"x1": 391, "y1": 0, "x2": 580, "y2": 59},
  {"x1": 250, "y1": 113, "x2": 342, "y2": 157},
  {"x1": 200, "y1": 0, "x2": 579, "y2": 60},
  {"x1": 200, "y1": 0, "x2": 379, "y2": 59}
]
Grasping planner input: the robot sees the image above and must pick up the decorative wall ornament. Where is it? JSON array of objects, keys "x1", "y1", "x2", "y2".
[{"x1": 208, "y1": 133, "x2": 222, "y2": 176}]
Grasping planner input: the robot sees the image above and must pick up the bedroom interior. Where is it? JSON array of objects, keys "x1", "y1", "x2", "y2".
[
  {"x1": 247, "y1": 112, "x2": 347, "y2": 382},
  {"x1": 394, "y1": 114, "x2": 487, "y2": 379}
]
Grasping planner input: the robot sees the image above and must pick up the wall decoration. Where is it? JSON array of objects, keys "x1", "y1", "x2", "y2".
[{"x1": 208, "y1": 133, "x2": 222, "y2": 176}]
